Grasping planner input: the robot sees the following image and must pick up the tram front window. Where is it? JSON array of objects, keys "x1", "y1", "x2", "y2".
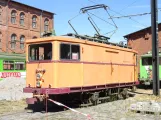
[{"x1": 29, "y1": 43, "x2": 52, "y2": 61}]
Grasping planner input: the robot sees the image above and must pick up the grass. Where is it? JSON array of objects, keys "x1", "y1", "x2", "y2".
[{"x1": 0, "y1": 99, "x2": 27, "y2": 115}]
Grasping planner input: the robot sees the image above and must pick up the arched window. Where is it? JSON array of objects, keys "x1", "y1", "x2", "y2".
[
  {"x1": 20, "y1": 12, "x2": 25, "y2": 26},
  {"x1": 0, "y1": 6, "x2": 2, "y2": 13},
  {"x1": 32, "y1": 15, "x2": 37, "y2": 28},
  {"x1": 33, "y1": 36, "x2": 37, "y2": 39},
  {"x1": 0, "y1": 32, "x2": 2, "y2": 48},
  {"x1": 0, "y1": 6, "x2": 2, "y2": 22},
  {"x1": 44, "y1": 18, "x2": 49, "y2": 32},
  {"x1": 11, "y1": 10, "x2": 16, "y2": 24},
  {"x1": 11, "y1": 34, "x2": 16, "y2": 49},
  {"x1": 20, "y1": 35, "x2": 25, "y2": 49}
]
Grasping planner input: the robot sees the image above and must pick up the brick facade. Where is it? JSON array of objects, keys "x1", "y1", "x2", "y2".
[
  {"x1": 0, "y1": 0, "x2": 54, "y2": 53},
  {"x1": 124, "y1": 23, "x2": 161, "y2": 72}
]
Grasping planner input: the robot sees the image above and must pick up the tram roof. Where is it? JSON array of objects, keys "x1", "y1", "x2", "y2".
[{"x1": 26, "y1": 35, "x2": 137, "y2": 53}]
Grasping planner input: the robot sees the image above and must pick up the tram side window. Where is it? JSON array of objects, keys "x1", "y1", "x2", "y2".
[
  {"x1": 159, "y1": 57, "x2": 161, "y2": 65},
  {"x1": 60, "y1": 43, "x2": 80, "y2": 60},
  {"x1": 29, "y1": 43, "x2": 52, "y2": 61},
  {"x1": 15, "y1": 61, "x2": 25, "y2": 70},
  {"x1": 71, "y1": 45, "x2": 80, "y2": 60},
  {"x1": 3, "y1": 61, "x2": 14, "y2": 70},
  {"x1": 142, "y1": 57, "x2": 152, "y2": 66},
  {"x1": 60, "y1": 44, "x2": 70, "y2": 59}
]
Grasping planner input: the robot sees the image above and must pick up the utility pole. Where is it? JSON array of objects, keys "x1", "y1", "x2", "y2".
[{"x1": 151, "y1": 0, "x2": 160, "y2": 96}]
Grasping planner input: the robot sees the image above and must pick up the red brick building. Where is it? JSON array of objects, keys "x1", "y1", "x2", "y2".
[
  {"x1": 124, "y1": 23, "x2": 161, "y2": 72},
  {"x1": 0, "y1": 0, "x2": 54, "y2": 53}
]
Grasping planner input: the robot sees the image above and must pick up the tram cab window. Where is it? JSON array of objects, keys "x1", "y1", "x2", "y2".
[
  {"x1": 60, "y1": 43, "x2": 80, "y2": 60},
  {"x1": 15, "y1": 61, "x2": 25, "y2": 70},
  {"x1": 29, "y1": 43, "x2": 52, "y2": 61},
  {"x1": 3, "y1": 61, "x2": 14, "y2": 70},
  {"x1": 60, "y1": 44, "x2": 70, "y2": 59},
  {"x1": 142, "y1": 57, "x2": 152, "y2": 66},
  {"x1": 71, "y1": 45, "x2": 80, "y2": 60}
]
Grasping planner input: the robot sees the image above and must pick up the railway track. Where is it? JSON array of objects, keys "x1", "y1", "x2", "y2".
[{"x1": 0, "y1": 89, "x2": 154, "y2": 120}]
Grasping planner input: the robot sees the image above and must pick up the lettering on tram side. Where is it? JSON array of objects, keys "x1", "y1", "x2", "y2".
[{"x1": 0, "y1": 72, "x2": 21, "y2": 78}]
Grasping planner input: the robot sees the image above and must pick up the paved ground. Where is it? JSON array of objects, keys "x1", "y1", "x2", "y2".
[{"x1": 0, "y1": 89, "x2": 161, "y2": 120}]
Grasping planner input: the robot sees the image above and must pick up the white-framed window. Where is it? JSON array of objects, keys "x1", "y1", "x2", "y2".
[
  {"x1": 44, "y1": 18, "x2": 49, "y2": 32},
  {"x1": 0, "y1": 32, "x2": 2, "y2": 48},
  {"x1": 11, "y1": 34, "x2": 16, "y2": 49},
  {"x1": 32, "y1": 15, "x2": 37, "y2": 28},
  {"x1": 20, "y1": 12, "x2": 25, "y2": 26},
  {"x1": 20, "y1": 35, "x2": 25, "y2": 49},
  {"x1": 0, "y1": 6, "x2": 2, "y2": 22},
  {"x1": 11, "y1": 10, "x2": 16, "y2": 24}
]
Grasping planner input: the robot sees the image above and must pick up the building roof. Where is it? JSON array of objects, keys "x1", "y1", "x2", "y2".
[
  {"x1": 123, "y1": 23, "x2": 161, "y2": 38},
  {"x1": 141, "y1": 50, "x2": 161, "y2": 57},
  {"x1": 11, "y1": 0, "x2": 56, "y2": 15}
]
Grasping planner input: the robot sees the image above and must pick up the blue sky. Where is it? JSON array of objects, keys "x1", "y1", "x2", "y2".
[{"x1": 15, "y1": 0, "x2": 161, "y2": 43}]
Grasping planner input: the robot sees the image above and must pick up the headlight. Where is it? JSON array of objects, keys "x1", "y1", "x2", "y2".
[
  {"x1": 36, "y1": 80, "x2": 42, "y2": 87},
  {"x1": 36, "y1": 73, "x2": 42, "y2": 79}
]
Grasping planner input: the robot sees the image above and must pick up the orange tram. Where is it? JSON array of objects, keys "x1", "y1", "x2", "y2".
[{"x1": 23, "y1": 33, "x2": 139, "y2": 106}]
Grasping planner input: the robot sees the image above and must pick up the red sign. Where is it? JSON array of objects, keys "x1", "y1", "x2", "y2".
[{"x1": 0, "y1": 72, "x2": 21, "y2": 78}]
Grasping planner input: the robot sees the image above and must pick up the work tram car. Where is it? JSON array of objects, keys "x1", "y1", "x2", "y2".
[
  {"x1": 139, "y1": 51, "x2": 161, "y2": 85},
  {"x1": 0, "y1": 52, "x2": 26, "y2": 80},
  {"x1": 23, "y1": 33, "x2": 139, "y2": 106}
]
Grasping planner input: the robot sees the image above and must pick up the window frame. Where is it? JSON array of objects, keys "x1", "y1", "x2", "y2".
[
  {"x1": 142, "y1": 57, "x2": 152, "y2": 66},
  {"x1": 0, "y1": 32, "x2": 2, "y2": 48},
  {"x1": 14, "y1": 61, "x2": 26, "y2": 70},
  {"x1": 28, "y1": 42, "x2": 53, "y2": 61},
  {"x1": 3, "y1": 60, "x2": 26, "y2": 71},
  {"x1": 32, "y1": 15, "x2": 37, "y2": 28},
  {"x1": 11, "y1": 10, "x2": 16, "y2": 24},
  {"x1": 44, "y1": 18, "x2": 49, "y2": 32},
  {"x1": 20, "y1": 12, "x2": 25, "y2": 26},
  {"x1": 20, "y1": 35, "x2": 25, "y2": 49},
  {"x1": 3, "y1": 60, "x2": 14, "y2": 70},
  {"x1": 11, "y1": 34, "x2": 16, "y2": 49},
  {"x1": 60, "y1": 42, "x2": 80, "y2": 61},
  {"x1": 0, "y1": 6, "x2": 2, "y2": 22}
]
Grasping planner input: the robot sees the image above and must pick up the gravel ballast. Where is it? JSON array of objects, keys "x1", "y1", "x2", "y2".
[{"x1": 0, "y1": 77, "x2": 32, "y2": 101}]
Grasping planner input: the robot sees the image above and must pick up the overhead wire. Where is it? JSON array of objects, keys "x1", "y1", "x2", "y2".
[
  {"x1": 87, "y1": 11, "x2": 116, "y2": 27},
  {"x1": 109, "y1": 8, "x2": 161, "y2": 19},
  {"x1": 85, "y1": 1, "x2": 118, "y2": 38},
  {"x1": 109, "y1": 8, "x2": 147, "y2": 27},
  {"x1": 118, "y1": 0, "x2": 141, "y2": 13},
  {"x1": 88, "y1": 0, "x2": 148, "y2": 27},
  {"x1": 68, "y1": 13, "x2": 82, "y2": 34},
  {"x1": 86, "y1": 12, "x2": 100, "y2": 32},
  {"x1": 85, "y1": 10, "x2": 118, "y2": 38},
  {"x1": 87, "y1": 0, "x2": 153, "y2": 49},
  {"x1": 105, "y1": 8, "x2": 117, "y2": 28},
  {"x1": 70, "y1": 0, "x2": 149, "y2": 39},
  {"x1": 68, "y1": 0, "x2": 118, "y2": 38},
  {"x1": 88, "y1": 0, "x2": 96, "y2": 4},
  {"x1": 109, "y1": 12, "x2": 151, "y2": 19}
]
